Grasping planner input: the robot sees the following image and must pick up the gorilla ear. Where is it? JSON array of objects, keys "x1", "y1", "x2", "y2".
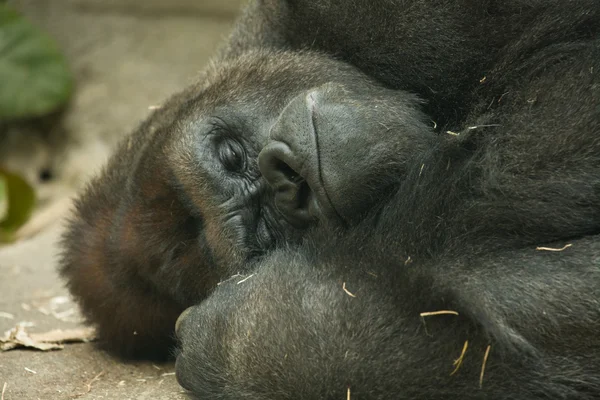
[{"x1": 259, "y1": 82, "x2": 434, "y2": 226}]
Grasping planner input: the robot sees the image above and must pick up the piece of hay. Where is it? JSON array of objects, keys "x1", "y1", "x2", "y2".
[
  {"x1": 237, "y1": 274, "x2": 255, "y2": 284},
  {"x1": 342, "y1": 282, "x2": 357, "y2": 298},
  {"x1": 71, "y1": 371, "x2": 105, "y2": 399},
  {"x1": 419, "y1": 310, "x2": 459, "y2": 336},
  {"x1": 1, "y1": 324, "x2": 96, "y2": 352},
  {"x1": 347, "y1": 387, "x2": 351, "y2": 400},
  {"x1": 419, "y1": 310, "x2": 459, "y2": 317},
  {"x1": 1, "y1": 382, "x2": 6, "y2": 400},
  {"x1": 479, "y1": 345, "x2": 491, "y2": 388},
  {"x1": 378, "y1": 122, "x2": 391, "y2": 130},
  {"x1": 217, "y1": 273, "x2": 242, "y2": 286},
  {"x1": 450, "y1": 340, "x2": 469, "y2": 376},
  {"x1": 466, "y1": 124, "x2": 501, "y2": 130},
  {"x1": 536, "y1": 244, "x2": 572, "y2": 252}
]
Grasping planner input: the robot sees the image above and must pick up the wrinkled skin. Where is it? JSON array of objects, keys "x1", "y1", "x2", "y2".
[{"x1": 60, "y1": 0, "x2": 600, "y2": 398}]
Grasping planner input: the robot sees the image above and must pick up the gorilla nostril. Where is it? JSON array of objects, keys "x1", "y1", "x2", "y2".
[
  {"x1": 275, "y1": 159, "x2": 302, "y2": 185},
  {"x1": 296, "y1": 180, "x2": 311, "y2": 209},
  {"x1": 258, "y1": 143, "x2": 314, "y2": 228}
]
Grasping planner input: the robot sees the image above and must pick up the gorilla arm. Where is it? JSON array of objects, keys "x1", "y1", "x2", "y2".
[{"x1": 175, "y1": 234, "x2": 600, "y2": 400}]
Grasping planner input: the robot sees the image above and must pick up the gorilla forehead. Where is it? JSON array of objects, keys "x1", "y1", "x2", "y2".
[{"x1": 179, "y1": 50, "x2": 376, "y2": 122}]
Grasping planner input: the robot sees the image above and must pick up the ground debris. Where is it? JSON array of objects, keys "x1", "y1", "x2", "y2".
[
  {"x1": 419, "y1": 310, "x2": 459, "y2": 336},
  {"x1": 31, "y1": 295, "x2": 82, "y2": 323},
  {"x1": 71, "y1": 371, "x2": 105, "y2": 399},
  {"x1": 450, "y1": 340, "x2": 469, "y2": 376},
  {"x1": 480, "y1": 345, "x2": 491, "y2": 388},
  {"x1": 420, "y1": 310, "x2": 459, "y2": 318},
  {"x1": 342, "y1": 282, "x2": 357, "y2": 298},
  {"x1": 0, "y1": 324, "x2": 96, "y2": 352},
  {"x1": 237, "y1": 273, "x2": 255, "y2": 284},
  {"x1": 536, "y1": 244, "x2": 572, "y2": 252}
]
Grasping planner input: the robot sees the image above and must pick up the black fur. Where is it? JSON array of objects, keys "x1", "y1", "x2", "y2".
[{"x1": 59, "y1": 0, "x2": 600, "y2": 398}]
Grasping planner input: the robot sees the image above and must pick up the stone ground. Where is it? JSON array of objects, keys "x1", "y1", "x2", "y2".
[{"x1": 0, "y1": 1, "x2": 243, "y2": 398}]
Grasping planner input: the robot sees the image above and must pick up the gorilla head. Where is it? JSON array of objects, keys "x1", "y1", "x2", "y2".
[
  {"x1": 60, "y1": 49, "x2": 434, "y2": 359},
  {"x1": 167, "y1": 51, "x2": 433, "y2": 258}
]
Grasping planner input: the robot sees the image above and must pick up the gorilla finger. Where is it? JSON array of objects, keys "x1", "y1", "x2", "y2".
[{"x1": 175, "y1": 306, "x2": 194, "y2": 338}]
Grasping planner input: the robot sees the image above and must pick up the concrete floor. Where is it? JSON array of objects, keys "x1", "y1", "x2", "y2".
[{"x1": 0, "y1": 1, "x2": 243, "y2": 398}]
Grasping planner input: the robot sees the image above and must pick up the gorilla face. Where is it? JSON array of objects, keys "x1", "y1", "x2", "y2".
[
  {"x1": 163, "y1": 51, "x2": 434, "y2": 273},
  {"x1": 59, "y1": 49, "x2": 434, "y2": 359}
]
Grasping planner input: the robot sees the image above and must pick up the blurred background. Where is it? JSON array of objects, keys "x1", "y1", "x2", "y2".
[
  {"x1": 0, "y1": 1, "x2": 243, "y2": 398},
  {"x1": 1, "y1": 0, "x2": 244, "y2": 240}
]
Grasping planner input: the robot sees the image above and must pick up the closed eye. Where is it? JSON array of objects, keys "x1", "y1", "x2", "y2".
[{"x1": 218, "y1": 139, "x2": 246, "y2": 172}]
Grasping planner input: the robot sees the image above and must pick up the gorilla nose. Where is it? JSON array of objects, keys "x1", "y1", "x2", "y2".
[
  {"x1": 258, "y1": 90, "x2": 339, "y2": 227},
  {"x1": 258, "y1": 142, "x2": 316, "y2": 228}
]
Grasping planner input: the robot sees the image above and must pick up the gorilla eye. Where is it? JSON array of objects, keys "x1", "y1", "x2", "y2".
[{"x1": 218, "y1": 139, "x2": 246, "y2": 172}]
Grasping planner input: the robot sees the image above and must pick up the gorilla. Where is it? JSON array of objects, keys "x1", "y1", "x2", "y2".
[{"x1": 59, "y1": 0, "x2": 600, "y2": 398}]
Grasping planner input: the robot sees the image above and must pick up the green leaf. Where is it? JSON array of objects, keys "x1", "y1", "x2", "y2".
[
  {"x1": 0, "y1": 5, "x2": 73, "y2": 120},
  {"x1": 0, "y1": 169, "x2": 36, "y2": 242},
  {"x1": 0, "y1": 174, "x2": 7, "y2": 220}
]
